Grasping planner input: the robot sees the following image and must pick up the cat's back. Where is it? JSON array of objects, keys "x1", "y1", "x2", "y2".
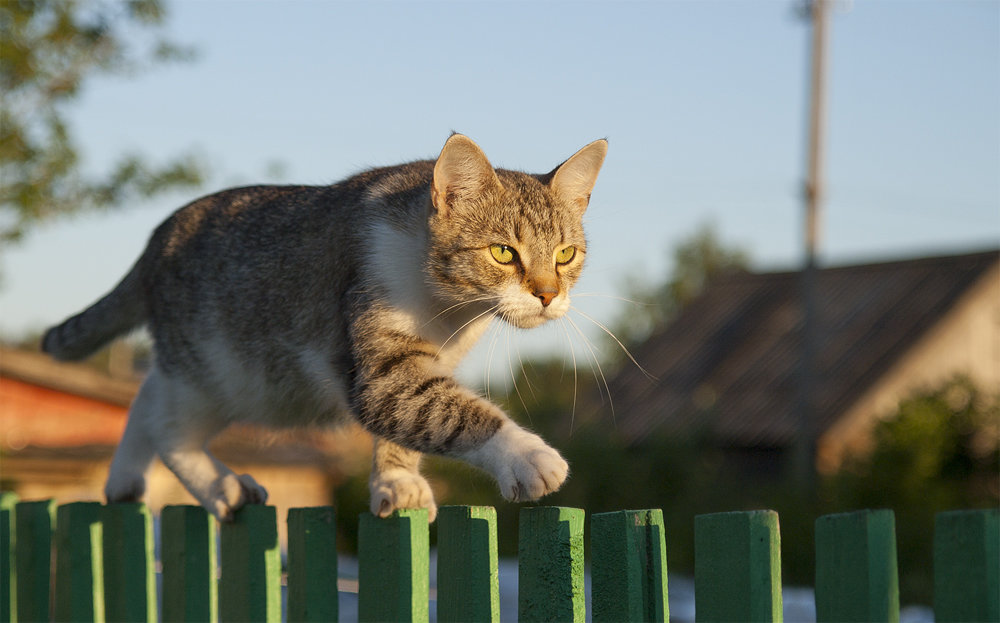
[{"x1": 147, "y1": 161, "x2": 434, "y2": 267}]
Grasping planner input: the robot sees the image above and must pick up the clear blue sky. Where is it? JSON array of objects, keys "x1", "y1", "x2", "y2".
[{"x1": 1, "y1": 0, "x2": 997, "y2": 384}]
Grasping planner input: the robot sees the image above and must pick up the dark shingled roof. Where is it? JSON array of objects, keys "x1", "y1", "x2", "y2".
[{"x1": 604, "y1": 249, "x2": 999, "y2": 447}]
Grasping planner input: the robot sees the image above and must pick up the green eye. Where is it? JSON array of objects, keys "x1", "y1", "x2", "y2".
[
  {"x1": 556, "y1": 246, "x2": 577, "y2": 264},
  {"x1": 490, "y1": 244, "x2": 516, "y2": 264}
]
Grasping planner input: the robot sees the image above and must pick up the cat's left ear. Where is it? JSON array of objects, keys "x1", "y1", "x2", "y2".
[{"x1": 546, "y1": 139, "x2": 608, "y2": 213}]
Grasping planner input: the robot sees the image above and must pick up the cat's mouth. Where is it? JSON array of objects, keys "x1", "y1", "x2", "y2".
[{"x1": 499, "y1": 299, "x2": 569, "y2": 329}]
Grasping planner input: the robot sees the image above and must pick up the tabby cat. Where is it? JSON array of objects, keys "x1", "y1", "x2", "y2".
[{"x1": 43, "y1": 134, "x2": 608, "y2": 521}]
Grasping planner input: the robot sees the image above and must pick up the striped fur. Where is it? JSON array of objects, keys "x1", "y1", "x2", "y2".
[{"x1": 41, "y1": 134, "x2": 607, "y2": 521}]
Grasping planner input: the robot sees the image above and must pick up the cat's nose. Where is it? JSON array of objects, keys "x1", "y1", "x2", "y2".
[{"x1": 535, "y1": 288, "x2": 557, "y2": 307}]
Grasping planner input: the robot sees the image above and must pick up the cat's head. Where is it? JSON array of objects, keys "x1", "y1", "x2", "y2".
[{"x1": 427, "y1": 134, "x2": 607, "y2": 329}]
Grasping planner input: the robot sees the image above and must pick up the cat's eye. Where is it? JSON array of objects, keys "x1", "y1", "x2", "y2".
[
  {"x1": 556, "y1": 246, "x2": 577, "y2": 265},
  {"x1": 490, "y1": 244, "x2": 517, "y2": 264}
]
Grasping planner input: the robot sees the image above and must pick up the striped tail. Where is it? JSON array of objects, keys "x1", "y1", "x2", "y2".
[{"x1": 42, "y1": 265, "x2": 147, "y2": 361}]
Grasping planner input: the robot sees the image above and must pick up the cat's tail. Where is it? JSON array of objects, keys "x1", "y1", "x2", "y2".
[{"x1": 42, "y1": 263, "x2": 147, "y2": 361}]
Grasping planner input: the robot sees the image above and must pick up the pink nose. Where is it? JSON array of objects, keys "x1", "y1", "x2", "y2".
[{"x1": 536, "y1": 290, "x2": 557, "y2": 307}]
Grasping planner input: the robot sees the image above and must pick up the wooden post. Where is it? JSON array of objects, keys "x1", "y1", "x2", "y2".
[
  {"x1": 287, "y1": 507, "x2": 339, "y2": 623},
  {"x1": 219, "y1": 505, "x2": 281, "y2": 623},
  {"x1": 436, "y1": 506, "x2": 499, "y2": 623},
  {"x1": 54, "y1": 501, "x2": 105, "y2": 623},
  {"x1": 14, "y1": 500, "x2": 55, "y2": 623},
  {"x1": 695, "y1": 510, "x2": 782, "y2": 622},
  {"x1": 357, "y1": 509, "x2": 430, "y2": 623},
  {"x1": 591, "y1": 509, "x2": 669, "y2": 622},
  {"x1": 161, "y1": 505, "x2": 218, "y2": 623},
  {"x1": 815, "y1": 509, "x2": 899, "y2": 622},
  {"x1": 934, "y1": 508, "x2": 999, "y2": 623},
  {"x1": 0, "y1": 493, "x2": 17, "y2": 623},
  {"x1": 518, "y1": 507, "x2": 585, "y2": 623},
  {"x1": 101, "y1": 503, "x2": 157, "y2": 623}
]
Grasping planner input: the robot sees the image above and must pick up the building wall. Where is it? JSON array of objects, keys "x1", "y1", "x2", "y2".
[{"x1": 818, "y1": 263, "x2": 1000, "y2": 472}]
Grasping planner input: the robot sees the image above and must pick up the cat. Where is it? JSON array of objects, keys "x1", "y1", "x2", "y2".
[{"x1": 42, "y1": 133, "x2": 607, "y2": 522}]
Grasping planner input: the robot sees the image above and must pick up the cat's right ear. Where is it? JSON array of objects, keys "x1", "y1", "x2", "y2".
[{"x1": 432, "y1": 134, "x2": 502, "y2": 217}]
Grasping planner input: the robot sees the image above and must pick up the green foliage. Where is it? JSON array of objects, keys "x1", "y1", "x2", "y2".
[
  {"x1": 0, "y1": 0, "x2": 203, "y2": 245},
  {"x1": 826, "y1": 375, "x2": 999, "y2": 602}
]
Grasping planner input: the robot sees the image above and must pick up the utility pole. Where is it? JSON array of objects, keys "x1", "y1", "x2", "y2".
[{"x1": 795, "y1": 0, "x2": 830, "y2": 491}]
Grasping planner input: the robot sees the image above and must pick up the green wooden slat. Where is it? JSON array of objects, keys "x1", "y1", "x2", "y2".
[
  {"x1": 695, "y1": 510, "x2": 782, "y2": 623},
  {"x1": 436, "y1": 506, "x2": 499, "y2": 623},
  {"x1": 815, "y1": 509, "x2": 899, "y2": 623},
  {"x1": 934, "y1": 508, "x2": 1000, "y2": 623},
  {"x1": 518, "y1": 506, "x2": 585, "y2": 623},
  {"x1": 357, "y1": 509, "x2": 429, "y2": 623},
  {"x1": 219, "y1": 505, "x2": 281, "y2": 623},
  {"x1": 287, "y1": 506, "x2": 338, "y2": 623},
  {"x1": 102, "y1": 503, "x2": 157, "y2": 623},
  {"x1": 592, "y1": 509, "x2": 669, "y2": 622},
  {"x1": 54, "y1": 501, "x2": 105, "y2": 623},
  {"x1": 0, "y1": 493, "x2": 17, "y2": 623},
  {"x1": 161, "y1": 505, "x2": 218, "y2": 623},
  {"x1": 14, "y1": 500, "x2": 55, "y2": 623}
]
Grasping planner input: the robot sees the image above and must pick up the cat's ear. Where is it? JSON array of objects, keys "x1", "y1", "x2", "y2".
[
  {"x1": 432, "y1": 134, "x2": 502, "y2": 216},
  {"x1": 546, "y1": 139, "x2": 608, "y2": 213}
]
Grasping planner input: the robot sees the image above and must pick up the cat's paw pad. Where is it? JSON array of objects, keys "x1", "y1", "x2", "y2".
[
  {"x1": 369, "y1": 468, "x2": 438, "y2": 522},
  {"x1": 466, "y1": 424, "x2": 569, "y2": 502},
  {"x1": 210, "y1": 473, "x2": 269, "y2": 522}
]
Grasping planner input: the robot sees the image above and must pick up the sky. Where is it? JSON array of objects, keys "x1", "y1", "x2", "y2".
[{"x1": 1, "y1": 0, "x2": 998, "y2": 385}]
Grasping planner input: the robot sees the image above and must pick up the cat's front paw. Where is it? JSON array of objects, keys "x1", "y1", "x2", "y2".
[
  {"x1": 465, "y1": 423, "x2": 569, "y2": 502},
  {"x1": 369, "y1": 468, "x2": 438, "y2": 522},
  {"x1": 209, "y1": 472, "x2": 269, "y2": 522}
]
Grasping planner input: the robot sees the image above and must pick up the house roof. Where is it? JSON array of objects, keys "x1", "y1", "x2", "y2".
[
  {"x1": 0, "y1": 347, "x2": 369, "y2": 469},
  {"x1": 603, "y1": 249, "x2": 999, "y2": 448}
]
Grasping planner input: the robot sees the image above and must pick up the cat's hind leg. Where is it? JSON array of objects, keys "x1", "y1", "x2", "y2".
[
  {"x1": 368, "y1": 438, "x2": 437, "y2": 521},
  {"x1": 142, "y1": 369, "x2": 268, "y2": 521},
  {"x1": 105, "y1": 373, "x2": 161, "y2": 503}
]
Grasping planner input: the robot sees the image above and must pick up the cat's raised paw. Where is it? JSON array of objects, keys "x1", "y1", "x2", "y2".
[
  {"x1": 465, "y1": 423, "x2": 569, "y2": 503},
  {"x1": 369, "y1": 468, "x2": 438, "y2": 522}
]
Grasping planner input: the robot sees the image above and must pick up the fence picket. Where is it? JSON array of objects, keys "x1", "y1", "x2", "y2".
[
  {"x1": 5, "y1": 499, "x2": 999, "y2": 623},
  {"x1": 437, "y1": 505, "x2": 499, "y2": 623},
  {"x1": 934, "y1": 508, "x2": 1000, "y2": 623},
  {"x1": 161, "y1": 505, "x2": 218, "y2": 623},
  {"x1": 101, "y1": 503, "x2": 157, "y2": 623},
  {"x1": 695, "y1": 510, "x2": 782, "y2": 623},
  {"x1": 13, "y1": 500, "x2": 55, "y2": 623},
  {"x1": 518, "y1": 506, "x2": 586, "y2": 623},
  {"x1": 0, "y1": 493, "x2": 16, "y2": 623},
  {"x1": 592, "y1": 509, "x2": 669, "y2": 622},
  {"x1": 219, "y1": 504, "x2": 281, "y2": 623},
  {"x1": 815, "y1": 509, "x2": 899, "y2": 622},
  {"x1": 54, "y1": 501, "x2": 105, "y2": 623},
  {"x1": 358, "y1": 509, "x2": 430, "y2": 623},
  {"x1": 287, "y1": 506, "x2": 338, "y2": 623}
]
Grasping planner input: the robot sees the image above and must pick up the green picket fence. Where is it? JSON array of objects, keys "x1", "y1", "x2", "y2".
[{"x1": 0, "y1": 492, "x2": 996, "y2": 622}]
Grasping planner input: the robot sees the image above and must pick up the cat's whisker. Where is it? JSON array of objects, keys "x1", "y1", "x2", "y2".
[
  {"x1": 423, "y1": 295, "x2": 497, "y2": 327},
  {"x1": 570, "y1": 307, "x2": 657, "y2": 382},
  {"x1": 504, "y1": 320, "x2": 533, "y2": 419},
  {"x1": 483, "y1": 317, "x2": 505, "y2": 402},
  {"x1": 435, "y1": 303, "x2": 499, "y2": 359},
  {"x1": 571, "y1": 292, "x2": 656, "y2": 307},
  {"x1": 557, "y1": 318, "x2": 580, "y2": 434},
  {"x1": 565, "y1": 314, "x2": 616, "y2": 425}
]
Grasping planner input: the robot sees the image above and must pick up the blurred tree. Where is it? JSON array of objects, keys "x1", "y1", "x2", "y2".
[
  {"x1": 0, "y1": 0, "x2": 203, "y2": 246},
  {"x1": 610, "y1": 223, "x2": 750, "y2": 356}
]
